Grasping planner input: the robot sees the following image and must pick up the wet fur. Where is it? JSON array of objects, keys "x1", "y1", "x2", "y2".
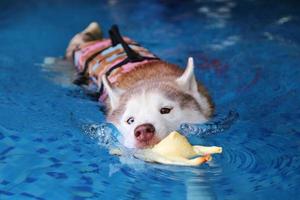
[
  {"x1": 106, "y1": 60, "x2": 214, "y2": 123},
  {"x1": 66, "y1": 23, "x2": 214, "y2": 148}
]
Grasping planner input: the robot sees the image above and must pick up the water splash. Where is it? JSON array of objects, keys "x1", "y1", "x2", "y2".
[
  {"x1": 82, "y1": 123, "x2": 137, "y2": 157},
  {"x1": 82, "y1": 123, "x2": 119, "y2": 148},
  {"x1": 179, "y1": 110, "x2": 239, "y2": 137},
  {"x1": 82, "y1": 110, "x2": 239, "y2": 151}
]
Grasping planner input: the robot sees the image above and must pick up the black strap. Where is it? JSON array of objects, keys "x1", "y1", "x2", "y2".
[
  {"x1": 79, "y1": 45, "x2": 112, "y2": 76},
  {"x1": 79, "y1": 25, "x2": 159, "y2": 78},
  {"x1": 74, "y1": 24, "x2": 160, "y2": 92},
  {"x1": 109, "y1": 25, "x2": 144, "y2": 62},
  {"x1": 77, "y1": 25, "x2": 145, "y2": 78},
  {"x1": 109, "y1": 29, "x2": 119, "y2": 46},
  {"x1": 105, "y1": 56, "x2": 159, "y2": 77}
]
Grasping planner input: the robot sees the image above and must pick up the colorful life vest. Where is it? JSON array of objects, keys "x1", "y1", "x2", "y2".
[{"x1": 72, "y1": 25, "x2": 159, "y2": 101}]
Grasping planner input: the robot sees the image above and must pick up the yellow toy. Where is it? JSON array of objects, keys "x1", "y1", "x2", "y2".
[{"x1": 110, "y1": 131, "x2": 222, "y2": 166}]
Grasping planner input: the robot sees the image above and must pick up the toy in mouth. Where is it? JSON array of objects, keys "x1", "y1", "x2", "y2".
[
  {"x1": 135, "y1": 137, "x2": 161, "y2": 148},
  {"x1": 110, "y1": 131, "x2": 222, "y2": 166}
]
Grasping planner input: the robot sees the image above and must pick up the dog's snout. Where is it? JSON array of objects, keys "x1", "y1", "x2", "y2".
[{"x1": 134, "y1": 123, "x2": 155, "y2": 142}]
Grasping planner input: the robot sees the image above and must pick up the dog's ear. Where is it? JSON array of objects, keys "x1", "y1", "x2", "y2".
[
  {"x1": 176, "y1": 57, "x2": 198, "y2": 93},
  {"x1": 102, "y1": 75, "x2": 124, "y2": 110}
]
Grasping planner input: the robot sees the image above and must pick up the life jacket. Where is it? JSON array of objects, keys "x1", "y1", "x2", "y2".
[{"x1": 72, "y1": 25, "x2": 159, "y2": 101}]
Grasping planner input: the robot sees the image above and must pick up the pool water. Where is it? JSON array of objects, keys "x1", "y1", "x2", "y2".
[{"x1": 0, "y1": 0, "x2": 299, "y2": 199}]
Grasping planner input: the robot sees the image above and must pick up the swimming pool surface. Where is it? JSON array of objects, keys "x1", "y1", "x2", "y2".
[{"x1": 0, "y1": 0, "x2": 299, "y2": 199}]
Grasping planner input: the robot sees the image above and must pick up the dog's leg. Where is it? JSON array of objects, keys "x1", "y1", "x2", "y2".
[{"x1": 192, "y1": 146, "x2": 222, "y2": 155}]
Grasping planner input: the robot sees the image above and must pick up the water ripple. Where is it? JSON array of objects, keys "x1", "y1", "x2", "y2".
[
  {"x1": 79, "y1": 111, "x2": 300, "y2": 198},
  {"x1": 222, "y1": 147, "x2": 257, "y2": 171},
  {"x1": 180, "y1": 110, "x2": 239, "y2": 137}
]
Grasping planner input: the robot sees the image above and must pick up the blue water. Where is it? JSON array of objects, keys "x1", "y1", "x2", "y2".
[{"x1": 0, "y1": 0, "x2": 299, "y2": 199}]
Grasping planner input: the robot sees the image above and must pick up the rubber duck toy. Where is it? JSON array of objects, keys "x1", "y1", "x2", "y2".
[{"x1": 110, "y1": 131, "x2": 222, "y2": 166}]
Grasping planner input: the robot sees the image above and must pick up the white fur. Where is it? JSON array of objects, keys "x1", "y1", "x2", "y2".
[
  {"x1": 102, "y1": 75, "x2": 124, "y2": 110},
  {"x1": 105, "y1": 57, "x2": 211, "y2": 148},
  {"x1": 176, "y1": 57, "x2": 197, "y2": 92},
  {"x1": 176, "y1": 57, "x2": 211, "y2": 117},
  {"x1": 116, "y1": 90, "x2": 207, "y2": 148}
]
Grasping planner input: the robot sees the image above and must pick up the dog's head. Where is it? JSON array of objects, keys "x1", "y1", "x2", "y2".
[{"x1": 103, "y1": 58, "x2": 213, "y2": 148}]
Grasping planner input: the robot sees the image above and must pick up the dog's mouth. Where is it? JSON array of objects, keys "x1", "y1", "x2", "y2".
[{"x1": 135, "y1": 137, "x2": 161, "y2": 149}]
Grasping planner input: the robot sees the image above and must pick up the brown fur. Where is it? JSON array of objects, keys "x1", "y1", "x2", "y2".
[
  {"x1": 107, "y1": 81, "x2": 206, "y2": 123},
  {"x1": 66, "y1": 24, "x2": 214, "y2": 122},
  {"x1": 106, "y1": 60, "x2": 214, "y2": 122}
]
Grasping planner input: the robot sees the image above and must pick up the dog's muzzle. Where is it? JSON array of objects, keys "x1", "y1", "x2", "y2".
[{"x1": 134, "y1": 123, "x2": 155, "y2": 142}]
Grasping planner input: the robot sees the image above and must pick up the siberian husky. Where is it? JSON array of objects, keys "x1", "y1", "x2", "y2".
[{"x1": 65, "y1": 22, "x2": 214, "y2": 148}]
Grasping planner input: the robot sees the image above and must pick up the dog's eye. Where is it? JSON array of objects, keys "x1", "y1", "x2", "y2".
[
  {"x1": 160, "y1": 107, "x2": 173, "y2": 114},
  {"x1": 126, "y1": 117, "x2": 135, "y2": 125}
]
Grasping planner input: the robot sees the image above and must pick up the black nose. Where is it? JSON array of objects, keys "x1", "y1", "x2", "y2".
[{"x1": 134, "y1": 123, "x2": 155, "y2": 142}]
